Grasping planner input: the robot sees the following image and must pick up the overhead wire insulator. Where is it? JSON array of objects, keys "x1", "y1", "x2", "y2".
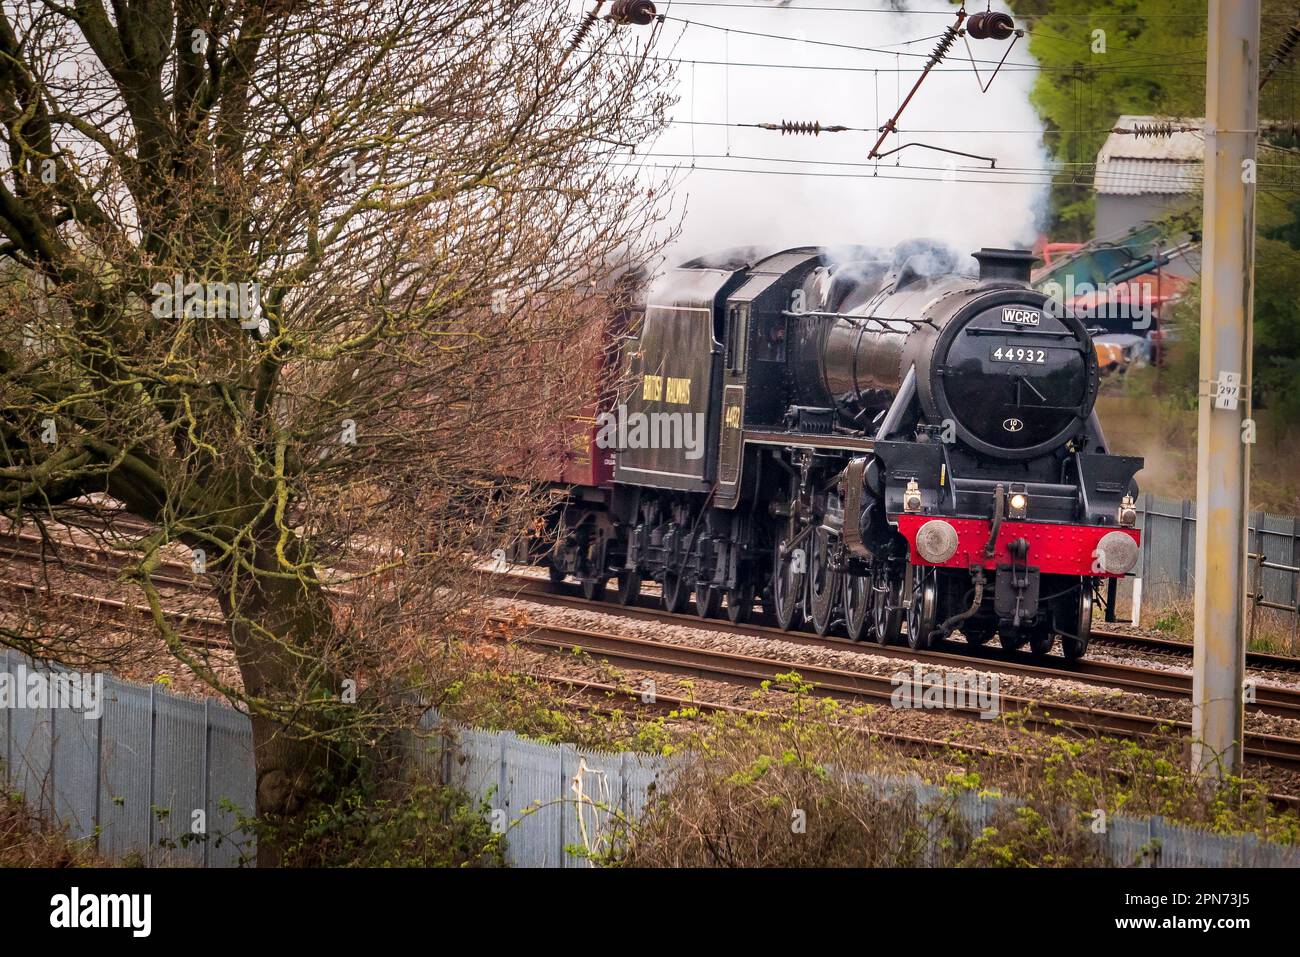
[
  {"x1": 868, "y1": 8, "x2": 968, "y2": 159},
  {"x1": 609, "y1": 0, "x2": 657, "y2": 26},
  {"x1": 966, "y1": 11, "x2": 1015, "y2": 41},
  {"x1": 566, "y1": 1, "x2": 607, "y2": 55},
  {"x1": 925, "y1": 20, "x2": 962, "y2": 69},
  {"x1": 1262, "y1": 17, "x2": 1300, "y2": 88},
  {"x1": 753, "y1": 120, "x2": 850, "y2": 136},
  {"x1": 1120, "y1": 122, "x2": 1199, "y2": 138}
]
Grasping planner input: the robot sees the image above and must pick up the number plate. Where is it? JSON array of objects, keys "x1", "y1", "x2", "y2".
[{"x1": 991, "y1": 346, "x2": 1047, "y2": 364}]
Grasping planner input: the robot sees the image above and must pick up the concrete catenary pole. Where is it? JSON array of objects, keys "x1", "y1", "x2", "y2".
[{"x1": 1192, "y1": 0, "x2": 1260, "y2": 778}]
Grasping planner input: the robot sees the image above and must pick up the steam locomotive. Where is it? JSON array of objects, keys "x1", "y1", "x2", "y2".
[{"x1": 532, "y1": 245, "x2": 1143, "y2": 660}]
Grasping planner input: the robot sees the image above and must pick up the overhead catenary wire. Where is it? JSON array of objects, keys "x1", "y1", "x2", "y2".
[
  {"x1": 587, "y1": 47, "x2": 1230, "y2": 80},
  {"x1": 614, "y1": 153, "x2": 1281, "y2": 194},
  {"x1": 582, "y1": 5, "x2": 1300, "y2": 194},
  {"x1": 659, "y1": 2, "x2": 1227, "y2": 19},
  {"x1": 668, "y1": 12, "x2": 1056, "y2": 68},
  {"x1": 610, "y1": 160, "x2": 1300, "y2": 192},
  {"x1": 634, "y1": 10, "x2": 1218, "y2": 72}
]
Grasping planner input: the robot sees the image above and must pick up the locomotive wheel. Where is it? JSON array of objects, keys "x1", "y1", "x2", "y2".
[
  {"x1": 615, "y1": 570, "x2": 641, "y2": 606},
  {"x1": 725, "y1": 585, "x2": 755, "y2": 624},
  {"x1": 871, "y1": 566, "x2": 904, "y2": 646},
  {"x1": 581, "y1": 576, "x2": 606, "y2": 601},
  {"x1": 696, "y1": 584, "x2": 721, "y2": 619},
  {"x1": 808, "y1": 529, "x2": 838, "y2": 637},
  {"x1": 548, "y1": 561, "x2": 566, "y2": 585},
  {"x1": 662, "y1": 571, "x2": 688, "y2": 614},
  {"x1": 906, "y1": 566, "x2": 938, "y2": 651},
  {"x1": 772, "y1": 532, "x2": 805, "y2": 631},
  {"x1": 842, "y1": 573, "x2": 870, "y2": 642},
  {"x1": 1060, "y1": 586, "x2": 1093, "y2": 661}
]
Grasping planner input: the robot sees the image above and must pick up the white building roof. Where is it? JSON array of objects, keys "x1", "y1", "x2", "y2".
[{"x1": 1093, "y1": 115, "x2": 1205, "y2": 196}]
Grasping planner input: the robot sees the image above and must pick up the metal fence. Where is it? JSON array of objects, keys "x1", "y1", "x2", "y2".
[
  {"x1": 0, "y1": 649, "x2": 256, "y2": 866},
  {"x1": 406, "y1": 718, "x2": 666, "y2": 868},
  {"x1": 4, "y1": 650, "x2": 1299, "y2": 867},
  {"x1": 1126, "y1": 494, "x2": 1300, "y2": 646},
  {"x1": 418, "y1": 729, "x2": 1300, "y2": 868}
]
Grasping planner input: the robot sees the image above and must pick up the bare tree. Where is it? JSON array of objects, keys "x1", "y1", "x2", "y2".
[{"x1": 0, "y1": 0, "x2": 672, "y2": 862}]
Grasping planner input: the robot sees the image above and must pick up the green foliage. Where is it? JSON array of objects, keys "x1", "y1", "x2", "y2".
[
  {"x1": 1014, "y1": 0, "x2": 1300, "y2": 426},
  {"x1": 1011, "y1": 0, "x2": 1208, "y2": 238},
  {"x1": 1253, "y1": 236, "x2": 1300, "y2": 422},
  {"x1": 1161, "y1": 235, "x2": 1300, "y2": 424},
  {"x1": 276, "y1": 779, "x2": 505, "y2": 868}
]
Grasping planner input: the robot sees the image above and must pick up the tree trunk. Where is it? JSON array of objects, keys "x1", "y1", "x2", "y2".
[{"x1": 214, "y1": 533, "x2": 343, "y2": 867}]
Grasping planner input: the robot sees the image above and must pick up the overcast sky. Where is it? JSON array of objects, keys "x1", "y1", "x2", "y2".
[{"x1": 584, "y1": 0, "x2": 1052, "y2": 262}]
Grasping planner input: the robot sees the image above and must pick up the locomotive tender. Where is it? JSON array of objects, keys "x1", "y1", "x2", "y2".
[{"x1": 541, "y1": 245, "x2": 1143, "y2": 660}]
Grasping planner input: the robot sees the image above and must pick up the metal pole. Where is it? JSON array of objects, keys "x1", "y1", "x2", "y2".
[{"x1": 1192, "y1": 0, "x2": 1260, "y2": 778}]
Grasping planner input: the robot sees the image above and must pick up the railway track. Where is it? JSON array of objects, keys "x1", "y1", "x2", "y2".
[
  {"x1": 0, "y1": 525, "x2": 367, "y2": 597},
  {"x1": 484, "y1": 615, "x2": 1300, "y2": 774},
  {"x1": 0, "y1": 577, "x2": 230, "y2": 648},
  {"x1": 9, "y1": 516, "x2": 1299, "y2": 672},
  {"x1": 8, "y1": 522, "x2": 1300, "y2": 721},
  {"x1": 494, "y1": 569, "x2": 1300, "y2": 674},
  {"x1": 10, "y1": 522, "x2": 1300, "y2": 783},
  {"x1": 1089, "y1": 627, "x2": 1300, "y2": 674},
  {"x1": 493, "y1": 572, "x2": 1300, "y2": 722}
]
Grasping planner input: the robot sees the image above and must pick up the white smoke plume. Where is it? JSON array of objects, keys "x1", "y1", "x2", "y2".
[{"x1": 599, "y1": 0, "x2": 1051, "y2": 264}]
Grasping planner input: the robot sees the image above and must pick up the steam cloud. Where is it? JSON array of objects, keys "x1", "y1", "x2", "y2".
[{"x1": 629, "y1": 0, "x2": 1050, "y2": 264}]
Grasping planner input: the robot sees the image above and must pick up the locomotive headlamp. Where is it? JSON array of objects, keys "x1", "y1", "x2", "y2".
[
  {"x1": 1117, "y1": 493, "x2": 1138, "y2": 528},
  {"x1": 1007, "y1": 485, "x2": 1028, "y2": 520},
  {"x1": 1095, "y1": 531, "x2": 1140, "y2": 575},
  {"x1": 915, "y1": 520, "x2": 959, "y2": 564},
  {"x1": 903, "y1": 479, "x2": 923, "y2": 514}
]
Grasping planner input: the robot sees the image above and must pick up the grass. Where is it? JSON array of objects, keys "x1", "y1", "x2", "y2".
[
  {"x1": 1146, "y1": 594, "x2": 1300, "y2": 656},
  {"x1": 593, "y1": 676, "x2": 1300, "y2": 867}
]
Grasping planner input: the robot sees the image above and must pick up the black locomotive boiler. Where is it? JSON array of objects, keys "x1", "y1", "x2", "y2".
[{"x1": 540, "y1": 246, "x2": 1143, "y2": 660}]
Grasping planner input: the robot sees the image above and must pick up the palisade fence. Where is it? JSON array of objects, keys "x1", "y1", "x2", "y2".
[
  {"x1": 0, "y1": 649, "x2": 257, "y2": 867},
  {"x1": 3, "y1": 650, "x2": 1300, "y2": 867},
  {"x1": 1130, "y1": 493, "x2": 1300, "y2": 648}
]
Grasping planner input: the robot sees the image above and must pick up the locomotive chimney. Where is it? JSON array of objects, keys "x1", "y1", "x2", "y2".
[{"x1": 972, "y1": 247, "x2": 1037, "y2": 284}]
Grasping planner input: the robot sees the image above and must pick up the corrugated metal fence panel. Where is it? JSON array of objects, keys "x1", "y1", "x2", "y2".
[
  {"x1": 0, "y1": 657, "x2": 257, "y2": 866},
  {"x1": 3, "y1": 656, "x2": 55, "y2": 816},
  {"x1": 567, "y1": 744, "x2": 638, "y2": 868},
  {"x1": 1137, "y1": 494, "x2": 1196, "y2": 607},
  {"x1": 1135, "y1": 494, "x2": 1300, "y2": 620},
  {"x1": 5, "y1": 663, "x2": 1299, "y2": 868},
  {"x1": 205, "y1": 697, "x2": 255, "y2": 868},
  {"x1": 151, "y1": 693, "x2": 208, "y2": 866},
  {"x1": 50, "y1": 698, "x2": 99, "y2": 839},
  {"x1": 0, "y1": 651, "x2": 7, "y2": 798},
  {"x1": 500, "y1": 733, "x2": 567, "y2": 868},
  {"x1": 1105, "y1": 814, "x2": 1158, "y2": 867},
  {"x1": 97, "y1": 680, "x2": 155, "y2": 863}
]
